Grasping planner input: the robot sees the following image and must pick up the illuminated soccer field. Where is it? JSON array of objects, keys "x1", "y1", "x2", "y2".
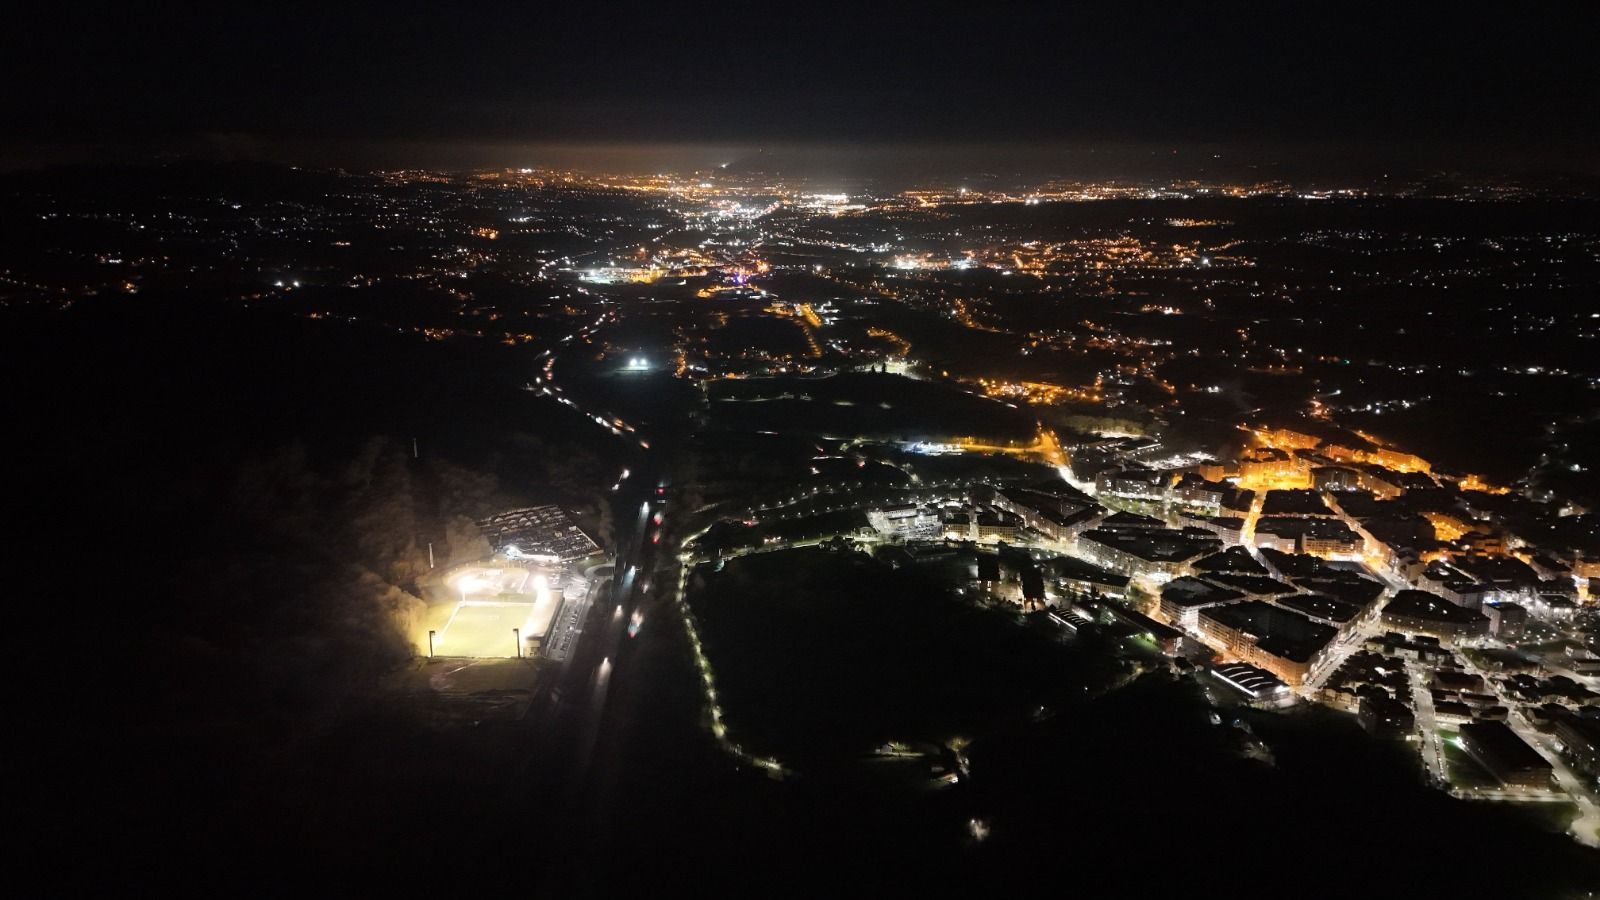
[{"x1": 434, "y1": 566, "x2": 563, "y2": 658}]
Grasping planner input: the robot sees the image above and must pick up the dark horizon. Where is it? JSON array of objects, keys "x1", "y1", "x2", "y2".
[{"x1": 6, "y1": 3, "x2": 1597, "y2": 177}]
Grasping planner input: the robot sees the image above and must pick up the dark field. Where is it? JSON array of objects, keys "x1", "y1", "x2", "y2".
[
  {"x1": 689, "y1": 548, "x2": 1124, "y2": 766},
  {"x1": 708, "y1": 371, "x2": 1040, "y2": 443}
]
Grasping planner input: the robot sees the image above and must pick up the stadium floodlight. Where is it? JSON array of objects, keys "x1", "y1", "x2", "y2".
[{"x1": 454, "y1": 572, "x2": 490, "y2": 607}]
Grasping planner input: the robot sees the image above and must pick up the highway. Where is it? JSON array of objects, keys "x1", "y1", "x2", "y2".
[{"x1": 513, "y1": 255, "x2": 750, "y2": 825}]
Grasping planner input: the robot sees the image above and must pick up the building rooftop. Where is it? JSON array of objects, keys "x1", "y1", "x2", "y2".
[
  {"x1": 1193, "y1": 546, "x2": 1269, "y2": 575},
  {"x1": 1080, "y1": 526, "x2": 1220, "y2": 563},
  {"x1": 1262, "y1": 489, "x2": 1334, "y2": 516},
  {"x1": 1211, "y1": 662, "x2": 1289, "y2": 698},
  {"x1": 1259, "y1": 547, "x2": 1330, "y2": 578},
  {"x1": 1220, "y1": 487, "x2": 1257, "y2": 512},
  {"x1": 1292, "y1": 574, "x2": 1386, "y2": 609},
  {"x1": 1204, "y1": 573, "x2": 1298, "y2": 596},
  {"x1": 1104, "y1": 605, "x2": 1184, "y2": 644},
  {"x1": 1459, "y1": 721, "x2": 1551, "y2": 775},
  {"x1": 1161, "y1": 576, "x2": 1245, "y2": 609},
  {"x1": 1101, "y1": 510, "x2": 1165, "y2": 529},
  {"x1": 1178, "y1": 511, "x2": 1247, "y2": 533},
  {"x1": 1383, "y1": 590, "x2": 1489, "y2": 626},
  {"x1": 1255, "y1": 516, "x2": 1360, "y2": 543},
  {"x1": 1202, "y1": 601, "x2": 1337, "y2": 663},
  {"x1": 996, "y1": 487, "x2": 1096, "y2": 525},
  {"x1": 1555, "y1": 716, "x2": 1600, "y2": 750},
  {"x1": 1045, "y1": 555, "x2": 1130, "y2": 588},
  {"x1": 1277, "y1": 593, "x2": 1363, "y2": 624},
  {"x1": 478, "y1": 505, "x2": 601, "y2": 561}
]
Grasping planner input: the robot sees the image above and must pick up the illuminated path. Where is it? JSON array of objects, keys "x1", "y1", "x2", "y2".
[
  {"x1": 1406, "y1": 660, "x2": 1449, "y2": 786},
  {"x1": 951, "y1": 425, "x2": 1067, "y2": 467}
]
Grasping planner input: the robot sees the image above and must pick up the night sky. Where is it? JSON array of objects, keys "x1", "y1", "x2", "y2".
[{"x1": 5, "y1": 3, "x2": 1598, "y2": 170}]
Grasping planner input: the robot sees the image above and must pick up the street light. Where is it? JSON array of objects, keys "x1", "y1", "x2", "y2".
[{"x1": 513, "y1": 627, "x2": 522, "y2": 658}]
